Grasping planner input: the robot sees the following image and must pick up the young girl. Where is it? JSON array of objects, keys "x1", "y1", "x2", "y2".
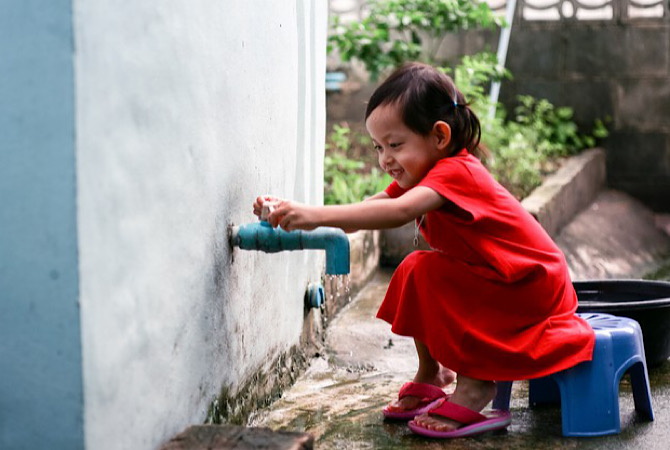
[{"x1": 253, "y1": 62, "x2": 595, "y2": 439}]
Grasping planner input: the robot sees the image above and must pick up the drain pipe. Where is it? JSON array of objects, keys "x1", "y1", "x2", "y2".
[
  {"x1": 306, "y1": 282, "x2": 325, "y2": 308},
  {"x1": 488, "y1": 0, "x2": 518, "y2": 121},
  {"x1": 229, "y1": 221, "x2": 350, "y2": 275}
]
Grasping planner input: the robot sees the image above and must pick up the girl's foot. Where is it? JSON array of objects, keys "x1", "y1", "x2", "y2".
[
  {"x1": 412, "y1": 376, "x2": 496, "y2": 431},
  {"x1": 386, "y1": 365, "x2": 456, "y2": 412}
]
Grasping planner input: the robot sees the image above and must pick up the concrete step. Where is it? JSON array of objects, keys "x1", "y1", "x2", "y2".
[{"x1": 557, "y1": 190, "x2": 670, "y2": 280}]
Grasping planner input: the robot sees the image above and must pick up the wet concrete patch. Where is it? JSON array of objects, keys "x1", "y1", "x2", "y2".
[{"x1": 258, "y1": 363, "x2": 670, "y2": 449}]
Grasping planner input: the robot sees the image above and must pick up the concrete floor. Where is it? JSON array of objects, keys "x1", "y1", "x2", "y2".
[
  {"x1": 252, "y1": 192, "x2": 670, "y2": 448},
  {"x1": 252, "y1": 269, "x2": 670, "y2": 449}
]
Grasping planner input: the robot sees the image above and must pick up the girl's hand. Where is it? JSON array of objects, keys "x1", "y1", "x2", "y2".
[
  {"x1": 267, "y1": 200, "x2": 318, "y2": 231},
  {"x1": 253, "y1": 195, "x2": 281, "y2": 220}
]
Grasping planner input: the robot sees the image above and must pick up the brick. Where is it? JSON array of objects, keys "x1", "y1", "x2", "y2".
[
  {"x1": 507, "y1": 29, "x2": 564, "y2": 78},
  {"x1": 605, "y1": 131, "x2": 668, "y2": 176},
  {"x1": 623, "y1": 26, "x2": 669, "y2": 77},
  {"x1": 565, "y1": 26, "x2": 626, "y2": 76},
  {"x1": 616, "y1": 79, "x2": 670, "y2": 131},
  {"x1": 564, "y1": 24, "x2": 668, "y2": 77},
  {"x1": 560, "y1": 80, "x2": 614, "y2": 126}
]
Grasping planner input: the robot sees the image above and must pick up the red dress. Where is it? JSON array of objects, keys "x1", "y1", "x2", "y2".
[{"x1": 377, "y1": 149, "x2": 595, "y2": 381}]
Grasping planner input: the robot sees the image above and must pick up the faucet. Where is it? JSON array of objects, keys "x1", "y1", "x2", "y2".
[{"x1": 229, "y1": 221, "x2": 350, "y2": 275}]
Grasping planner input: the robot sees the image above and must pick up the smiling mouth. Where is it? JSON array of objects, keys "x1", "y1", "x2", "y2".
[{"x1": 387, "y1": 168, "x2": 403, "y2": 179}]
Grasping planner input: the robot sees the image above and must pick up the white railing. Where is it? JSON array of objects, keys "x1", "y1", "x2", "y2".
[
  {"x1": 520, "y1": 0, "x2": 667, "y2": 21},
  {"x1": 328, "y1": 0, "x2": 668, "y2": 23}
]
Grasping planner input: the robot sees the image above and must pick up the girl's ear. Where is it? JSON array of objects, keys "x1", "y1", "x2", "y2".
[{"x1": 432, "y1": 121, "x2": 451, "y2": 152}]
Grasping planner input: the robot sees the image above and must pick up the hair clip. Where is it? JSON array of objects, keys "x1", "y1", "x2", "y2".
[{"x1": 453, "y1": 99, "x2": 458, "y2": 108}]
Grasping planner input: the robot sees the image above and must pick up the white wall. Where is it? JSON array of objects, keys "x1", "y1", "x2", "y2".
[{"x1": 75, "y1": 1, "x2": 327, "y2": 448}]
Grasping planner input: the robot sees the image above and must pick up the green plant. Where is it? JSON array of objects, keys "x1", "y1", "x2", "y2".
[
  {"x1": 326, "y1": 123, "x2": 353, "y2": 153},
  {"x1": 324, "y1": 153, "x2": 392, "y2": 205},
  {"x1": 487, "y1": 127, "x2": 544, "y2": 199},
  {"x1": 485, "y1": 96, "x2": 609, "y2": 198},
  {"x1": 454, "y1": 53, "x2": 509, "y2": 97},
  {"x1": 324, "y1": 124, "x2": 392, "y2": 205},
  {"x1": 329, "y1": 0, "x2": 502, "y2": 80},
  {"x1": 512, "y1": 95, "x2": 608, "y2": 158}
]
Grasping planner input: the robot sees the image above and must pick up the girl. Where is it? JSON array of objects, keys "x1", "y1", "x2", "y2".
[{"x1": 253, "y1": 62, "x2": 595, "y2": 439}]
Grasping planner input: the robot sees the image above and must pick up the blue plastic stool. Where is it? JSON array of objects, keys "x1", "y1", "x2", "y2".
[{"x1": 493, "y1": 313, "x2": 654, "y2": 436}]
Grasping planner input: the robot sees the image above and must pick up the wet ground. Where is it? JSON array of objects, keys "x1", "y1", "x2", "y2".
[
  {"x1": 252, "y1": 269, "x2": 670, "y2": 449},
  {"x1": 251, "y1": 201, "x2": 670, "y2": 449}
]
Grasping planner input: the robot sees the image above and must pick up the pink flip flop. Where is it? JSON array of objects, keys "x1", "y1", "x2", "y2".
[
  {"x1": 383, "y1": 382, "x2": 450, "y2": 421},
  {"x1": 408, "y1": 400, "x2": 511, "y2": 438}
]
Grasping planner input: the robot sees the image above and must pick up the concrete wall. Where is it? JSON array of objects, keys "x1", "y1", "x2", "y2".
[{"x1": 1, "y1": 1, "x2": 328, "y2": 449}]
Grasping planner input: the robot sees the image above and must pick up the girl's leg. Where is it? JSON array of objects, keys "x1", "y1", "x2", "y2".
[
  {"x1": 412, "y1": 375, "x2": 496, "y2": 431},
  {"x1": 388, "y1": 339, "x2": 456, "y2": 411},
  {"x1": 413, "y1": 339, "x2": 456, "y2": 386}
]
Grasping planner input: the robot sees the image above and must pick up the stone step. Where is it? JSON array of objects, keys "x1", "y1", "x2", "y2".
[{"x1": 159, "y1": 425, "x2": 313, "y2": 450}]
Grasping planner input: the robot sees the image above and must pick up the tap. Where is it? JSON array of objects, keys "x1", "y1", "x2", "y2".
[{"x1": 229, "y1": 221, "x2": 350, "y2": 275}]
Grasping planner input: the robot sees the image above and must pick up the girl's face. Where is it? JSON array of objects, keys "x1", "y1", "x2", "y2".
[{"x1": 366, "y1": 103, "x2": 449, "y2": 189}]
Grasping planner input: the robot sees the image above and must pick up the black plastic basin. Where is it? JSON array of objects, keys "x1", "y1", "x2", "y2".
[{"x1": 575, "y1": 279, "x2": 670, "y2": 367}]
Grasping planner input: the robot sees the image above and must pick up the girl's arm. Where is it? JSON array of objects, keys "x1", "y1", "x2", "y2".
[
  {"x1": 267, "y1": 186, "x2": 446, "y2": 233},
  {"x1": 363, "y1": 191, "x2": 390, "y2": 202},
  {"x1": 253, "y1": 190, "x2": 388, "y2": 219},
  {"x1": 253, "y1": 192, "x2": 394, "y2": 234}
]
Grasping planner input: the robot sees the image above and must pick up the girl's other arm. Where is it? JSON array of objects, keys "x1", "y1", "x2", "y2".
[
  {"x1": 267, "y1": 186, "x2": 445, "y2": 233},
  {"x1": 363, "y1": 191, "x2": 390, "y2": 202}
]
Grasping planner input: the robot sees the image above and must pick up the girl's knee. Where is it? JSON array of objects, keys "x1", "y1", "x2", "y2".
[
  {"x1": 398, "y1": 250, "x2": 439, "y2": 274},
  {"x1": 399, "y1": 250, "x2": 426, "y2": 268}
]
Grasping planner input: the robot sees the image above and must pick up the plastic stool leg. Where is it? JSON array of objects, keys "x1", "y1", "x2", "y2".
[
  {"x1": 628, "y1": 361, "x2": 654, "y2": 420},
  {"x1": 554, "y1": 358, "x2": 621, "y2": 437},
  {"x1": 529, "y1": 376, "x2": 560, "y2": 406},
  {"x1": 493, "y1": 381, "x2": 513, "y2": 410}
]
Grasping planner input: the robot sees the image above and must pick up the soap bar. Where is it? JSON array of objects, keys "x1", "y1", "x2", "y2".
[{"x1": 260, "y1": 201, "x2": 279, "y2": 221}]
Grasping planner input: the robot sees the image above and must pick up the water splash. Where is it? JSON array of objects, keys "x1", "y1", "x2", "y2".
[{"x1": 323, "y1": 274, "x2": 351, "y2": 308}]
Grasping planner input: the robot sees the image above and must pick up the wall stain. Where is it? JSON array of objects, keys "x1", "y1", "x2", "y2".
[{"x1": 205, "y1": 346, "x2": 309, "y2": 425}]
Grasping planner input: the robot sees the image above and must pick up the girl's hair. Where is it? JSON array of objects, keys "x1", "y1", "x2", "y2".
[{"x1": 365, "y1": 62, "x2": 487, "y2": 159}]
